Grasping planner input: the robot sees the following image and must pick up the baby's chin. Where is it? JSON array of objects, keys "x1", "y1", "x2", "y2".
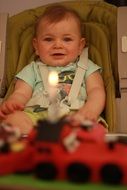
[{"x1": 46, "y1": 62, "x2": 70, "y2": 67}]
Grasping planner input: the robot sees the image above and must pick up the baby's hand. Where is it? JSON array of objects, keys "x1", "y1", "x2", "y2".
[
  {"x1": 0, "y1": 99, "x2": 24, "y2": 119},
  {"x1": 66, "y1": 108, "x2": 98, "y2": 127}
]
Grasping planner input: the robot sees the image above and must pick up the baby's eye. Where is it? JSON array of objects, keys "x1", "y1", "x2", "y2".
[
  {"x1": 43, "y1": 37, "x2": 53, "y2": 42},
  {"x1": 63, "y1": 37, "x2": 73, "y2": 42}
]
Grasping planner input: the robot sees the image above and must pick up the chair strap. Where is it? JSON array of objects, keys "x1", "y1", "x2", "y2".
[
  {"x1": 38, "y1": 62, "x2": 49, "y2": 95},
  {"x1": 67, "y1": 47, "x2": 88, "y2": 105}
]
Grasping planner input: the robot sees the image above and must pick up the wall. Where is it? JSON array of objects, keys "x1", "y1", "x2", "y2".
[
  {"x1": 0, "y1": 0, "x2": 103, "y2": 16},
  {"x1": 0, "y1": 0, "x2": 74, "y2": 16},
  {"x1": 116, "y1": 7, "x2": 127, "y2": 133}
]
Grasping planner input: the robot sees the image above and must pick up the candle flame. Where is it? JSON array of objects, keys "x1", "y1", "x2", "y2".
[{"x1": 48, "y1": 71, "x2": 58, "y2": 86}]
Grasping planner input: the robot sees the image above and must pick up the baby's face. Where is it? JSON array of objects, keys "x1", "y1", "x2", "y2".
[{"x1": 33, "y1": 17, "x2": 85, "y2": 67}]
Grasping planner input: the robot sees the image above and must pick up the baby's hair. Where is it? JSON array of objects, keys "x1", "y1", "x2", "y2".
[{"x1": 34, "y1": 4, "x2": 85, "y2": 37}]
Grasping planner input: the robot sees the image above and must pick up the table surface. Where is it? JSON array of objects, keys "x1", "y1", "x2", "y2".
[{"x1": 0, "y1": 174, "x2": 127, "y2": 190}]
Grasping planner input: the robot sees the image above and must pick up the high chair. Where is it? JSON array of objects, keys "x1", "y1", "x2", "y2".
[{"x1": 0, "y1": 1, "x2": 120, "y2": 132}]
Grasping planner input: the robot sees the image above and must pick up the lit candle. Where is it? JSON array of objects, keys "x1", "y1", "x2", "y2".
[{"x1": 48, "y1": 71, "x2": 59, "y2": 122}]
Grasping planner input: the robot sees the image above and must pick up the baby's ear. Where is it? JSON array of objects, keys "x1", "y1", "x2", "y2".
[
  {"x1": 33, "y1": 38, "x2": 39, "y2": 55},
  {"x1": 79, "y1": 38, "x2": 86, "y2": 54}
]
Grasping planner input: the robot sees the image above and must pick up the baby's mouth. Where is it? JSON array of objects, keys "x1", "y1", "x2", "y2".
[{"x1": 52, "y1": 53, "x2": 65, "y2": 56}]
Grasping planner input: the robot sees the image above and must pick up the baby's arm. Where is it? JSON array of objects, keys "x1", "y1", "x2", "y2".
[
  {"x1": 0, "y1": 79, "x2": 32, "y2": 119},
  {"x1": 68, "y1": 71, "x2": 106, "y2": 125}
]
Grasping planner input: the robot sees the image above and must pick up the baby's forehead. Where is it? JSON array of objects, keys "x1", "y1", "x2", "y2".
[
  {"x1": 39, "y1": 13, "x2": 79, "y2": 25},
  {"x1": 38, "y1": 17, "x2": 81, "y2": 34},
  {"x1": 35, "y1": 12, "x2": 82, "y2": 37},
  {"x1": 37, "y1": 18, "x2": 81, "y2": 36}
]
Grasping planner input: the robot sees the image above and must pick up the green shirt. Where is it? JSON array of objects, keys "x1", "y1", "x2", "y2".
[{"x1": 16, "y1": 59, "x2": 101, "y2": 108}]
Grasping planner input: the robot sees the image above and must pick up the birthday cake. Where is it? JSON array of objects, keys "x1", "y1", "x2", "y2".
[{"x1": 0, "y1": 119, "x2": 127, "y2": 185}]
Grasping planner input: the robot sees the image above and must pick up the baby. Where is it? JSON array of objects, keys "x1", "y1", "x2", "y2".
[{"x1": 0, "y1": 5, "x2": 106, "y2": 134}]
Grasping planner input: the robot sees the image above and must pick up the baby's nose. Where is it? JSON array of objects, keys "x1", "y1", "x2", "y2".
[{"x1": 54, "y1": 39, "x2": 63, "y2": 48}]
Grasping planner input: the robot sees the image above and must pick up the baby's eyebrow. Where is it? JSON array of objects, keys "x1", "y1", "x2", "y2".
[
  {"x1": 63, "y1": 33, "x2": 76, "y2": 38},
  {"x1": 63, "y1": 34, "x2": 72, "y2": 36},
  {"x1": 42, "y1": 33, "x2": 54, "y2": 37}
]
